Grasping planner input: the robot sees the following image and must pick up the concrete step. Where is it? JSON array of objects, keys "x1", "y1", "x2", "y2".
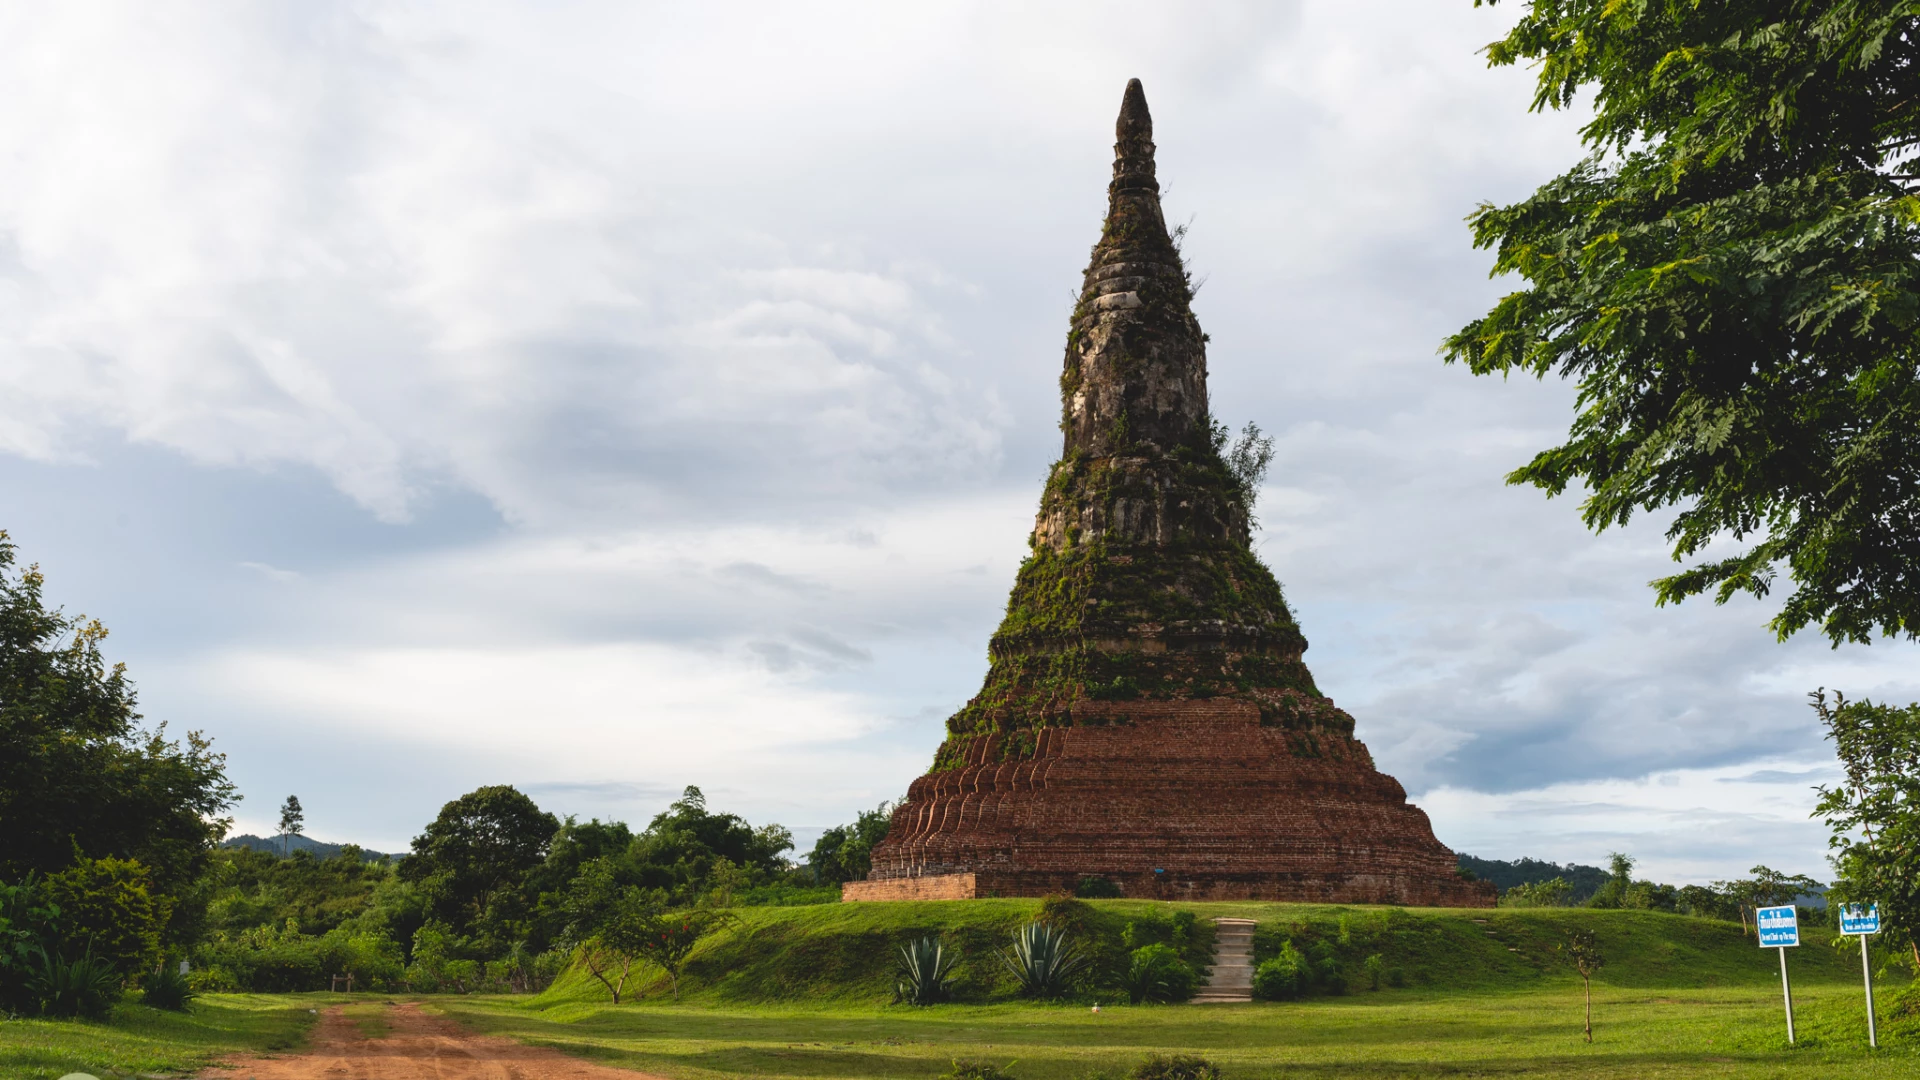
[{"x1": 1194, "y1": 917, "x2": 1259, "y2": 1005}]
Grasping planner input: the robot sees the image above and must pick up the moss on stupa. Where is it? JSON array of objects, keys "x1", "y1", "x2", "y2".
[{"x1": 929, "y1": 80, "x2": 1353, "y2": 771}]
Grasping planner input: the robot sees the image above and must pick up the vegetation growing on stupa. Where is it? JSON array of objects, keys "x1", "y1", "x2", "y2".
[{"x1": 927, "y1": 80, "x2": 1355, "y2": 769}]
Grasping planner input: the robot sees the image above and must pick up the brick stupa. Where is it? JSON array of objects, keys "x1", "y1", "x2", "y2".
[{"x1": 845, "y1": 80, "x2": 1491, "y2": 906}]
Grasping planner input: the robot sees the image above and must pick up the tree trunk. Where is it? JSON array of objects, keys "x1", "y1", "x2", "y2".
[{"x1": 1583, "y1": 975, "x2": 1592, "y2": 1043}]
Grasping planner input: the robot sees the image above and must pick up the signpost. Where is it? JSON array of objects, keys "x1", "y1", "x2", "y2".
[
  {"x1": 1756, "y1": 905, "x2": 1799, "y2": 1043},
  {"x1": 1840, "y1": 904, "x2": 1881, "y2": 1049}
]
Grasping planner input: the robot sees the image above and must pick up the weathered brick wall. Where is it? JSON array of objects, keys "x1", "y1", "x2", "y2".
[
  {"x1": 865, "y1": 699, "x2": 1494, "y2": 907},
  {"x1": 841, "y1": 873, "x2": 977, "y2": 902}
]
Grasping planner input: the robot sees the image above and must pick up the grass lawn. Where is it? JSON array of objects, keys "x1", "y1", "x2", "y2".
[
  {"x1": 440, "y1": 984, "x2": 1918, "y2": 1080},
  {"x1": 0, "y1": 994, "x2": 322, "y2": 1080}
]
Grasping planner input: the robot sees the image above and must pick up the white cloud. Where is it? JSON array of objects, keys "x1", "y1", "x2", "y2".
[{"x1": 6, "y1": 1, "x2": 1918, "y2": 876}]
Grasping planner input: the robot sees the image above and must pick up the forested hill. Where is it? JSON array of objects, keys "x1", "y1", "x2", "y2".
[
  {"x1": 221, "y1": 834, "x2": 396, "y2": 861},
  {"x1": 1457, "y1": 854, "x2": 1608, "y2": 901}
]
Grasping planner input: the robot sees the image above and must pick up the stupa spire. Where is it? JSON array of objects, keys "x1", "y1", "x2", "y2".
[
  {"x1": 1112, "y1": 77, "x2": 1158, "y2": 195},
  {"x1": 1055, "y1": 77, "x2": 1215, "y2": 531}
]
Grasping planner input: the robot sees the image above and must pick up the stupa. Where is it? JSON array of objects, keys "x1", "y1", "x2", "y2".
[{"x1": 846, "y1": 80, "x2": 1491, "y2": 906}]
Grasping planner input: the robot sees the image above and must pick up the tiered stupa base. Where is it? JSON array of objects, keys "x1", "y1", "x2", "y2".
[{"x1": 845, "y1": 699, "x2": 1492, "y2": 906}]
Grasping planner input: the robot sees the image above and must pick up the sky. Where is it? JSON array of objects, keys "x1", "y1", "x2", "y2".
[{"x1": 3, "y1": 1, "x2": 1914, "y2": 885}]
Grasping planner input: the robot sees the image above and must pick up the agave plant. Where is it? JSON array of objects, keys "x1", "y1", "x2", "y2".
[
  {"x1": 141, "y1": 963, "x2": 198, "y2": 1011},
  {"x1": 894, "y1": 934, "x2": 956, "y2": 1005},
  {"x1": 999, "y1": 922, "x2": 1086, "y2": 999},
  {"x1": 29, "y1": 946, "x2": 122, "y2": 1019}
]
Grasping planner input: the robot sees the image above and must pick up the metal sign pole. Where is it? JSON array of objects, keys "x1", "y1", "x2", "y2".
[
  {"x1": 1778, "y1": 945, "x2": 1794, "y2": 1044},
  {"x1": 1862, "y1": 934, "x2": 1876, "y2": 1049}
]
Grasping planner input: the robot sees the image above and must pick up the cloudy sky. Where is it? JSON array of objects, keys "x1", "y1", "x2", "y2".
[{"x1": 4, "y1": 1, "x2": 1913, "y2": 884}]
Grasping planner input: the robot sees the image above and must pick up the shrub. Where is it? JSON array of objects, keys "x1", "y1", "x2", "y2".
[
  {"x1": 141, "y1": 964, "x2": 196, "y2": 1010},
  {"x1": 1252, "y1": 942, "x2": 1306, "y2": 1000},
  {"x1": 1075, "y1": 877, "x2": 1122, "y2": 899},
  {"x1": 1170, "y1": 911, "x2": 1197, "y2": 950},
  {"x1": 29, "y1": 947, "x2": 121, "y2": 1019},
  {"x1": 1885, "y1": 979, "x2": 1920, "y2": 1022},
  {"x1": 1500, "y1": 877, "x2": 1573, "y2": 908},
  {"x1": 1315, "y1": 956, "x2": 1347, "y2": 995},
  {"x1": 1000, "y1": 922, "x2": 1086, "y2": 999},
  {"x1": 895, "y1": 935, "x2": 956, "y2": 1005},
  {"x1": 1123, "y1": 943, "x2": 1195, "y2": 1004},
  {"x1": 1130, "y1": 1053, "x2": 1221, "y2": 1080},
  {"x1": 1362, "y1": 954, "x2": 1384, "y2": 992},
  {"x1": 1038, "y1": 894, "x2": 1097, "y2": 938},
  {"x1": 41, "y1": 857, "x2": 166, "y2": 976}
]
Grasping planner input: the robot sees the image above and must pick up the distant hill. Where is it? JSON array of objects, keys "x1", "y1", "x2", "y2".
[
  {"x1": 1457, "y1": 854, "x2": 1610, "y2": 902},
  {"x1": 222, "y1": 833, "x2": 397, "y2": 861}
]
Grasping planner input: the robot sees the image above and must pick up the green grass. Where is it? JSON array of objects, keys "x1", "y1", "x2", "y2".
[
  {"x1": 0, "y1": 994, "x2": 321, "y2": 1080},
  {"x1": 439, "y1": 984, "x2": 1919, "y2": 1080},
  {"x1": 474, "y1": 901, "x2": 1917, "y2": 1078},
  {"x1": 534, "y1": 900, "x2": 1871, "y2": 1005}
]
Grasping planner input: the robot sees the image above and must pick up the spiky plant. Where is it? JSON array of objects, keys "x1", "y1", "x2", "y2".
[
  {"x1": 999, "y1": 922, "x2": 1086, "y2": 999},
  {"x1": 29, "y1": 947, "x2": 122, "y2": 1019},
  {"x1": 894, "y1": 935, "x2": 957, "y2": 1006}
]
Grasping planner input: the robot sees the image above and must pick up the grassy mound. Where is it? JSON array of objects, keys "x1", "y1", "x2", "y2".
[
  {"x1": 0, "y1": 994, "x2": 317, "y2": 1080},
  {"x1": 532, "y1": 900, "x2": 1866, "y2": 1010}
]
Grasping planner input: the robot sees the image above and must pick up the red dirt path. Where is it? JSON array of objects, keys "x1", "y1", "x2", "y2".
[{"x1": 203, "y1": 1002, "x2": 664, "y2": 1080}]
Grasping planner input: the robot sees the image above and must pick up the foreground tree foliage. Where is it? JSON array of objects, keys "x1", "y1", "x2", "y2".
[
  {"x1": 0, "y1": 530, "x2": 236, "y2": 950},
  {"x1": 1812, "y1": 688, "x2": 1920, "y2": 967},
  {"x1": 1449, "y1": 2, "x2": 1920, "y2": 644}
]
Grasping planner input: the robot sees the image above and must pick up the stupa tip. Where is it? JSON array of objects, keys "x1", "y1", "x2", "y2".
[{"x1": 1117, "y1": 78, "x2": 1152, "y2": 141}]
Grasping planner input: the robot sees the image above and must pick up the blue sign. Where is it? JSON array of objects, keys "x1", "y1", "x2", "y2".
[
  {"x1": 1840, "y1": 904, "x2": 1881, "y2": 936},
  {"x1": 1757, "y1": 905, "x2": 1800, "y2": 947}
]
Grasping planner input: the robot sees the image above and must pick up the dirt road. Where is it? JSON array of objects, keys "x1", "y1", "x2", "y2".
[{"x1": 205, "y1": 1002, "x2": 665, "y2": 1080}]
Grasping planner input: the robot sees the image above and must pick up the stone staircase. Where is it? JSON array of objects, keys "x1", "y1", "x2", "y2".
[{"x1": 1191, "y1": 917, "x2": 1256, "y2": 1003}]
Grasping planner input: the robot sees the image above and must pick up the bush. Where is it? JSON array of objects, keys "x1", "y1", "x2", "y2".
[
  {"x1": 41, "y1": 857, "x2": 166, "y2": 976},
  {"x1": 141, "y1": 964, "x2": 196, "y2": 1010},
  {"x1": 1362, "y1": 953, "x2": 1384, "y2": 991},
  {"x1": 894, "y1": 935, "x2": 956, "y2": 1005},
  {"x1": 1130, "y1": 1054, "x2": 1221, "y2": 1080},
  {"x1": 1253, "y1": 942, "x2": 1306, "y2": 1000},
  {"x1": 1075, "y1": 877, "x2": 1122, "y2": 899},
  {"x1": 1170, "y1": 911, "x2": 1197, "y2": 949},
  {"x1": 1000, "y1": 922, "x2": 1086, "y2": 999},
  {"x1": 1889, "y1": 979, "x2": 1920, "y2": 1020},
  {"x1": 1038, "y1": 894, "x2": 1097, "y2": 938},
  {"x1": 192, "y1": 921, "x2": 405, "y2": 992},
  {"x1": 29, "y1": 947, "x2": 122, "y2": 1019},
  {"x1": 1124, "y1": 943, "x2": 1196, "y2": 1004}
]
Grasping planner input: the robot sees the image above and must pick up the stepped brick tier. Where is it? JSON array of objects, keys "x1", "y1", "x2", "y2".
[{"x1": 846, "y1": 79, "x2": 1491, "y2": 908}]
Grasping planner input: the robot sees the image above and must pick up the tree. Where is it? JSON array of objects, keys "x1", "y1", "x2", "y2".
[
  {"x1": 278, "y1": 796, "x2": 305, "y2": 859},
  {"x1": 632, "y1": 786, "x2": 792, "y2": 901},
  {"x1": 0, "y1": 530, "x2": 237, "y2": 945},
  {"x1": 1559, "y1": 928, "x2": 1605, "y2": 1043},
  {"x1": 1812, "y1": 687, "x2": 1920, "y2": 968},
  {"x1": 1447, "y1": 2, "x2": 1920, "y2": 644},
  {"x1": 807, "y1": 801, "x2": 894, "y2": 885},
  {"x1": 1500, "y1": 877, "x2": 1573, "y2": 908},
  {"x1": 399, "y1": 785, "x2": 558, "y2": 949},
  {"x1": 1711, "y1": 865, "x2": 1824, "y2": 938},
  {"x1": 632, "y1": 907, "x2": 733, "y2": 1000},
  {"x1": 558, "y1": 858, "x2": 661, "y2": 1005}
]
